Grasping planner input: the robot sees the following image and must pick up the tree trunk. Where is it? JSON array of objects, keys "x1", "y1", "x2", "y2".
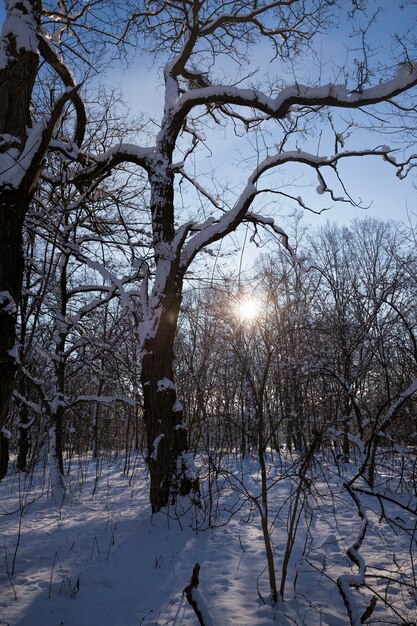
[
  {"x1": 342, "y1": 418, "x2": 350, "y2": 462},
  {"x1": 0, "y1": 430, "x2": 9, "y2": 480},
  {"x1": 0, "y1": 0, "x2": 41, "y2": 475},
  {"x1": 48, "y1": 419, "x2": 65, "y2": 504},
  {"x1": 0, "y1": 202, "x2": 25, "y2": 476},
  {"x1": 140, "y1": 280, "x2": 197, "y2": 512},
  {"x1": 16, "y1": 401, "x2": 31, "y2": 472},
  {"x1": 53, "y1": 403, "x2": 65, "y2": 476}
]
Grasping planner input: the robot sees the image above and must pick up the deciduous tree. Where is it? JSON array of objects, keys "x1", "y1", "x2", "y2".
[{"x1": 2, "y1": 1, "x2": 417, "y2": 512}]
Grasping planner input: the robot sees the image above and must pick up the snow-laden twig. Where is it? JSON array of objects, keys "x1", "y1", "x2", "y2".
[{"x1": 183, "y1": 563, "x2": 214, "y2": 626}]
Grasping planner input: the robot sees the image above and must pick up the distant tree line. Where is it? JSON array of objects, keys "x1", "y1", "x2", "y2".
[{"x1": 4, "y1": 216, "x2": 417, "y2": 495}]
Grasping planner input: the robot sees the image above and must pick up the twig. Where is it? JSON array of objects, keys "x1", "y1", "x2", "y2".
[
  {"x1": 183, "y1": 563, "x2": 214, "y2": 626},
  {"x1": 3, "y1": 539, "x2": 18, "y2": 600}
]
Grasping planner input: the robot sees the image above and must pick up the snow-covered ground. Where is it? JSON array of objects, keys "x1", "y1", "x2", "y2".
[{"x1": 1, "y1": 452, "x2": 416, "y2": 626}]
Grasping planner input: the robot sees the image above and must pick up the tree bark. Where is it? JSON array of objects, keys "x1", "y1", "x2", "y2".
[
  {"x1": 0, "y1": 201, "x2": 25, "y2": 476},
  {"x1": 0, "y1": 0, "x2": 41, "y2": 476},
  {"x1": 140, "y1": 276, "x2": 197, "y2": 512},
  {"x1": 16, "y1": 399, "x2": 31, "y2": 472},
  {"x1": 0, "y1": 430, "x2": 9, "y2": 480}
]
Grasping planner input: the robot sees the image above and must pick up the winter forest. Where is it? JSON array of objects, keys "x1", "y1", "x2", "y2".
[{"x1": 1, "y1": 1, "x2": 417, "y2": 625}]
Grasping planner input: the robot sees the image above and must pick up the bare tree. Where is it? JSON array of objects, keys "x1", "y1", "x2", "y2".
[
  {"x1": 0, "y1": 0, "x2": 132, "y2": 474},
  {"x1": 2, "y1": 1, "x2": 417, "y2": 511}
]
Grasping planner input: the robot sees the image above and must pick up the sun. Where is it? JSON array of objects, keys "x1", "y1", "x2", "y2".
[{"x1": 235, "y1": 296, "x2": 262, "y2": 322}]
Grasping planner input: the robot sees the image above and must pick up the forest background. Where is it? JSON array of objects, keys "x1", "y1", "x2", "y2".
[{"x1": 1, "y1": 1, "x2": 417, "y2": 625}]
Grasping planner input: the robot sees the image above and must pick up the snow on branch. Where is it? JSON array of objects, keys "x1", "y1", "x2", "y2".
[
  {"x1": 172, "y1": 63, "x2": 417, "y2": 123},
  {"x1": 183, "y1": 563, "x2": 214, "y2": 626},
  {"x1": 243, "y1": 212, "x2": 292, "y2": 254},
  {"x1": 176, "y1": 168, "x2": 223, "y2": 210},
  {"x1": 64, "y1": 242, "x2": 136, "y2": 314},
  {"x1": 0, "y1": 83, "x2": 85, "y2": 190},
  {"x1": 65, "y1": 291, "x2": 119, "y2": 332},
  {"x1": 67, "y1": 395, "x2": 140, "y2": 408},
  {"x1": 179, "y1": 145, "x2": 397, "y2": 270},
  {"x1": 378, "y1": 377, "x2": 417, "y2": 433},
  {"x1": 13, "y1": 391, "x2": 42, "y2": 416},
  {"x1": 179, "y1": 178, "x2": 257, "y2": 269},
  {"x1": 73, "y1": 144, "x2": 155, "y2": 188}
]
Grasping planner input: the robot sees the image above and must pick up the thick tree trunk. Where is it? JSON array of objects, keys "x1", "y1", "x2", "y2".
[
  {"x1": 0, "y1": 0, "x2": 41, "y2": 477},
  {"x1": 0, "y1": 431, "x2": 9, "y2": 480},
  {"x1": 140, "y1": 282, "x2": 197, "y2": 512},
  {"x1": 0, "y1": 46, "x2": 39, "y2": 140},
  {"x1": 141, "y1": 344, "x2": 194, "y2": 511},
  {"x1": 139, "y1": 142, "x2": 200, "y2": 512},
  {"x1": 0, "y1": 202, "x2": 25, "y2": 476}
]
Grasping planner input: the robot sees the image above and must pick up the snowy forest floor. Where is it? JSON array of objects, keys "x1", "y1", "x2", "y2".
[{"x1": 1, "y1": 451, "x2": 416, "y2": 626}]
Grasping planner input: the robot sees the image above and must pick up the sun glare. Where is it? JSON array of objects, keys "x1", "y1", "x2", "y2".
[{"x1": 236, "y1": 297, "x2": 262, "y2": 322}]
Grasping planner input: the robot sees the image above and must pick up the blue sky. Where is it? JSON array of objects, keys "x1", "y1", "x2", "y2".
[
  {"x1": 1, "y1": 1, "x2": 416, "y2": 235},
  {"x1": 102, "y1": 1, "x2": 417, "y2": 231}
]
